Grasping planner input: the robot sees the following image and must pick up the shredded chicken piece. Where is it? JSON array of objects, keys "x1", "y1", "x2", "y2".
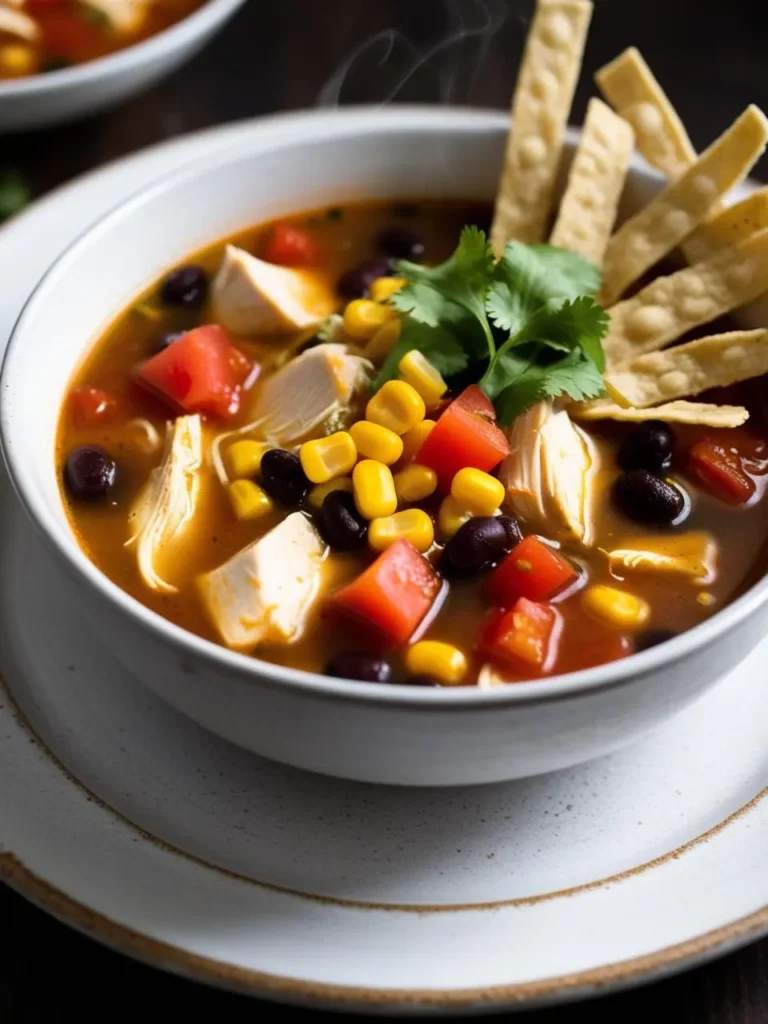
[{"x1": 0, "y1": 5, "x2": 39, "y2": 40}]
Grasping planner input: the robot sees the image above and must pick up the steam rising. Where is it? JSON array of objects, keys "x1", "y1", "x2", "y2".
[{"x1": 317, "y1": 0, "x2": 508, "y2": 108}]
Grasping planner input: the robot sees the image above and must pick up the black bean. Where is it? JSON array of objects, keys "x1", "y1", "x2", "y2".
[
  {"x1": 326, "y1": 652, "x2": 392, "y2": 683},
  {"x1": 377, "y1": 226, "x2": 425, "y2": 261},
  {"x1": 636, "y1": 629, "x2": 678, "y2": 652},
  {"x1": 64, "y1": 446, "x2": 117, "y2": 502},
  {"x1": 612, "y1": 469, "x2": 685, "y2": 525},
  {"x1": 317, "y1": 491, "x2": 368, "y2": 551},
  {"x1": 153, "y1": 331, "x2": 184, "y2": 353},
  {"x1": 618, "y1": 421, "x2": 676, "y2": 473},
  {"x1": 496, "y1": 515, "x2": 522, "y2": 550},
  {"x1": 259, "y1": 449, "x2": 309, "y2": 506},
  {"x1": 442, "y1": 516, "x2": 510, "y2": 574},
  {"x1": 337, "y1": 258, "x2": 392, "y2": 299},
  {"x1": 160, "y1": 265, "x2": 208, "y2": 308}
]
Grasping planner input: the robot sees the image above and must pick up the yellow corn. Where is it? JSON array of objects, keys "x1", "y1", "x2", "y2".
[
  {"x1": 228, "y1": 480, "x2": 274, "y2": 521},
  {"x1": 405, "y1": 641, "x2": 468, "y2": 685},
  {"x1": 393, "y1": 464, "x2": 438, "y2": 504},
  {"x1": 343, "y1": 299, "x2": 396, "y2": 341},
  {"x1": 226, "y1": 439, "x2": 269, "y2": 479},
  {"x1": 369, "y1": 509, "x2": 435, "y2": 554},
  {"x1": 353, "y1": 459, "x2": 397, "y2": 520},
  {"x1": 308, "y1": 477, "x2": 353, "y2": 509},
  {"x1": 399, "y1": 419, "x2": 436, "y2": 465},
  {"x1": 349, "y1": 420, "x2": 403, "y2": 466},
  {"x1": 398, "y1": 350, "x2": 447, "y2": 409},
  {"x1": 451, "y1": 467, "x2": 505, "y2": 517},
  {"x1": 0, "y1": 45, "x2": 36, "y2": 77},
  {"x1": 582, "y1": 585, "x2": 651, "y2": 631},
  {"x1": 438, "y1": 495, "x2": 472, "y2": 539},
  {"x1": 364, "y1": 318, "x2": 401, "y2": 364},
  {"x1": 366, "y1": 380, "x2": 425, "y2": 435},
  {"x1": 370, "y1": 276, "x2": 407, "y2": 303},
  {"x1": 300, "y1": 431, "x2": 357, "y2": 484}
]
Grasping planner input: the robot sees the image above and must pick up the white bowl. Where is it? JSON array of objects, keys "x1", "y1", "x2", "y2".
[
  {"x1": 0, "y1": 0, "x2": 246, "y2": 131},
  {"x1": 3, "y1": 107, "x2": 767, "y2": 786}
]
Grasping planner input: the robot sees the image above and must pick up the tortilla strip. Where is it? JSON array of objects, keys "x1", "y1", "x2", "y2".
[
  {"x1": 490, "y1": 0, "x2": 592, "y2": 252},
  {"x1": 605, "y1": 329, "x2": 768, "y2": 408},
  {"x1": 595, "y1": 47, "x2": 696, "y2": 179},
  {"x1": 549, "y1": 98, "x2": 634, "y2": 265},
  {"x1": 600, "y1": 105, "x2": 768, "y2": 305},
  {"x1": 683, "y1": 187, "x2": 768, "y2": 265},
  {"x1": 572, "y1": 399, "x2": 748, "y2": 428},
  {"x1": 602, "y1": 227, "x2": 768, "y2": 366}
]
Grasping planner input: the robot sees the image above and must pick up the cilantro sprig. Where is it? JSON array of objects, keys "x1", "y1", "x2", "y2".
[{"x1": 376, "y1": 228, "x2": 609, "y2": 424}]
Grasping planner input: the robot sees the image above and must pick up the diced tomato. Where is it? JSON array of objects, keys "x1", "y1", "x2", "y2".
[
  {"x1": 479, "y1": 598, "x2": 558, "y2": 670},
  {"x1": 134, "y1": 325, "x2": 244, "y2": 419},
  {"x1": 25, "y1": 0, "x2": 65, "y2": 12},
  {"x1": 262, "y1": 224, "x2": 319, "y2": 267},
  {"x1": 68, "y1": 386, "x2": 117, "y2": 427},
  {"x1": 330, "y1": 539, "x2": 442, "y2": 647},
  {"x1": 688, "y1": 438, "x2": 755, "y2": 504},
  {"x1": 415, "y1": 386, "x2": 510, "y2": 491},
  {"x1": 486, "y1": 535, "x2": 579, "y2": 606}
]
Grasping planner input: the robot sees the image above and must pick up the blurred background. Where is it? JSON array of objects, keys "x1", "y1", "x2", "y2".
[{"x1": 2, "y1": 0, "x2": 768, "y2": 1020}]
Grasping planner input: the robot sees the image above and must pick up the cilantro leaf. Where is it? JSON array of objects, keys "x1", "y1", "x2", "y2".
[
  {"x1": 486, "y1": 242, "x2": 602, "y2": 334},
  {"x1": 495, "y1": 351, "x2": 605, "y2": 425},
  {"x1": 518, "y1": 296, "x2": 609, "y2": 372},
  {"x1": 374, "y1": 316, "x2": 468, "y2": 390},
  {"x1": 0, "y1": 168, "x2": 30, "y2": 222}
]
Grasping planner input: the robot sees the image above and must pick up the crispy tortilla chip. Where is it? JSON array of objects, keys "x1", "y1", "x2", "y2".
[
  {"x1": 572, "y1": 398, "x2": 748, "y2": 428},
  {"x1": 490, "y1": 0, "x2": 592, "y2": 252},
  {"x1": 550, "y1": 98, "x2": 634, "y2": 265},
  {"x1": 605, "y1": 329, "x2": 768, "y2": 408},
  {"x1": 606, "y1": 533, "x2": 717, "y2": 583},
  {"x1": 603, "y1": 227, "x2": 768, "y2": 366},
  {"x1": 595, "y1": 47, "x2": 696, "y2": 179},
  {"x1": 600, "y1": 106, "x2": 768, "y2": 305},
  {"x1": 683, "y1": 187, "x2": 768, "y2": 265}
]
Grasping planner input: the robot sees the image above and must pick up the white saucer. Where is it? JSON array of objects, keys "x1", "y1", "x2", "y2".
[{"x1": 1, "y1": 118, "x2": 767, "y2": 1013}]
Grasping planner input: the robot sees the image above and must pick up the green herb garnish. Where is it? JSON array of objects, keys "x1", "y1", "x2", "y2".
[
  {"x1": 81, "y1": 5, "x2": 109, "y2": 26},
  {"x1": 0, "y1": 168, "x2": 30, "y2": 223},
  {"x1": 375, "y1": 227, "x2": 609, "y2": 424}
]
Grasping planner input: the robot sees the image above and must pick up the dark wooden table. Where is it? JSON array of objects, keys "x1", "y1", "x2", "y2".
[{"x1": 3, "y1": 1, "x2": 767, "y2": 1019}]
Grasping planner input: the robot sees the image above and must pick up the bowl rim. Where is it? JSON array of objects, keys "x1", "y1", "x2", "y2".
[
  {"x1": 0, "y1": 0, "x2": 246, "y2": 97},
  {"x1": 3, "y1": 103, "x2": 766, "y2": 710}
]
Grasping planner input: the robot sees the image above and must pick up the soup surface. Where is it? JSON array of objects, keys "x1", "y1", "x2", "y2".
[
  {"x1": 57, "y1": 200, "x2": 768, "y2": 687},
  {"x1": 0, "y1": 0, "x2": 205, "y2": 78}
]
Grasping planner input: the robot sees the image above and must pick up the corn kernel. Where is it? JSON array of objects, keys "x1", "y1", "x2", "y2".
[
  {"x1": 0, "y1": 44, "x2": 36, "y2": 77},
  {"x1": 405, "y1": 641, "x2": 467, "y2": 685},
  {"x1": 308, "y1": 477, "x2": 353, "y2": 509},
  {"x1": 353, "y1": 459, "x2": 397, "y2": 520},
  {"x1": 343, "y1": 299, "x2": 396, "y2": 341},
  {"x1": 226, "y1": 439, "x2": 269, "y2": 479},
  {"x1": 438, "y1": 495, "x2": 472, "y2": 539},
  {"x1": 370, "y1": 276, "x2": 407, "y2": 303},
  {"x1": 349, "y1": 420, "x2": 403, "y2": 466},
  {"x1": 300, "y1": 431, "x2": 357, "y2": 484},
  {"x1": 393, "y1": 464, "x2": 438, "y2": 504},
  {"x1": 398, "y1": 350, "x2": 447, "y2": 409},
  {"x1": 582, "y1": 585, "x2": 651, "y2": 631},
  {"x1": 450, "y1": 467, "x2": 505, "y2": 517},
  {"x1": 399, "y1": 419, "x2": 436, "y2": 465},
  {"x1": 364, "y1": 318, "x2": 401, "y2": 364},
  {"x1": 369, "y1": 509, "x2": 435, "y2": 554},
  {"x1": 228, "y1": 480, "x2": 274, "y2": 521},
  {"x1": 366, "y1": 380, "x2": 425, "y2": 435}
]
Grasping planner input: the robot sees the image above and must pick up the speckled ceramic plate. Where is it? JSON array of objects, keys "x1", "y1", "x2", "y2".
[{"x1": 1, "y1": 115, "x2": 768, "y2": 1014}]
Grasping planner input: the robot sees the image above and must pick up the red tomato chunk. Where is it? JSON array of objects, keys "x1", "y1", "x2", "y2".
[
  {"x1": 479, "y1": 598, "x2": 557, "y2": 669},
  {"x1": 262, "y1": 224, "x2": 319, "y2": 267},
  {"x1": 688, "y1": 438, "x2": 756, "y2": 504},
  {"x1": 330, "y1": 539, "x2": 441, "y2": 647},
  {"x1": 416, "y1": 386, "x2": 510, "y2": 491},
  {"x1": 134, "y1": 325, "x2": 247, "y2": 419},
  {"x1": 486, "y1": 535, "x2": 578, "y2": 606}
]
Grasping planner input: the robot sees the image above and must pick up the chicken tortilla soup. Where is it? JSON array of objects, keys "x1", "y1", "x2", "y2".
[{"x1": 57, "y1": 0, "x2": 768, "y2": 688}]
